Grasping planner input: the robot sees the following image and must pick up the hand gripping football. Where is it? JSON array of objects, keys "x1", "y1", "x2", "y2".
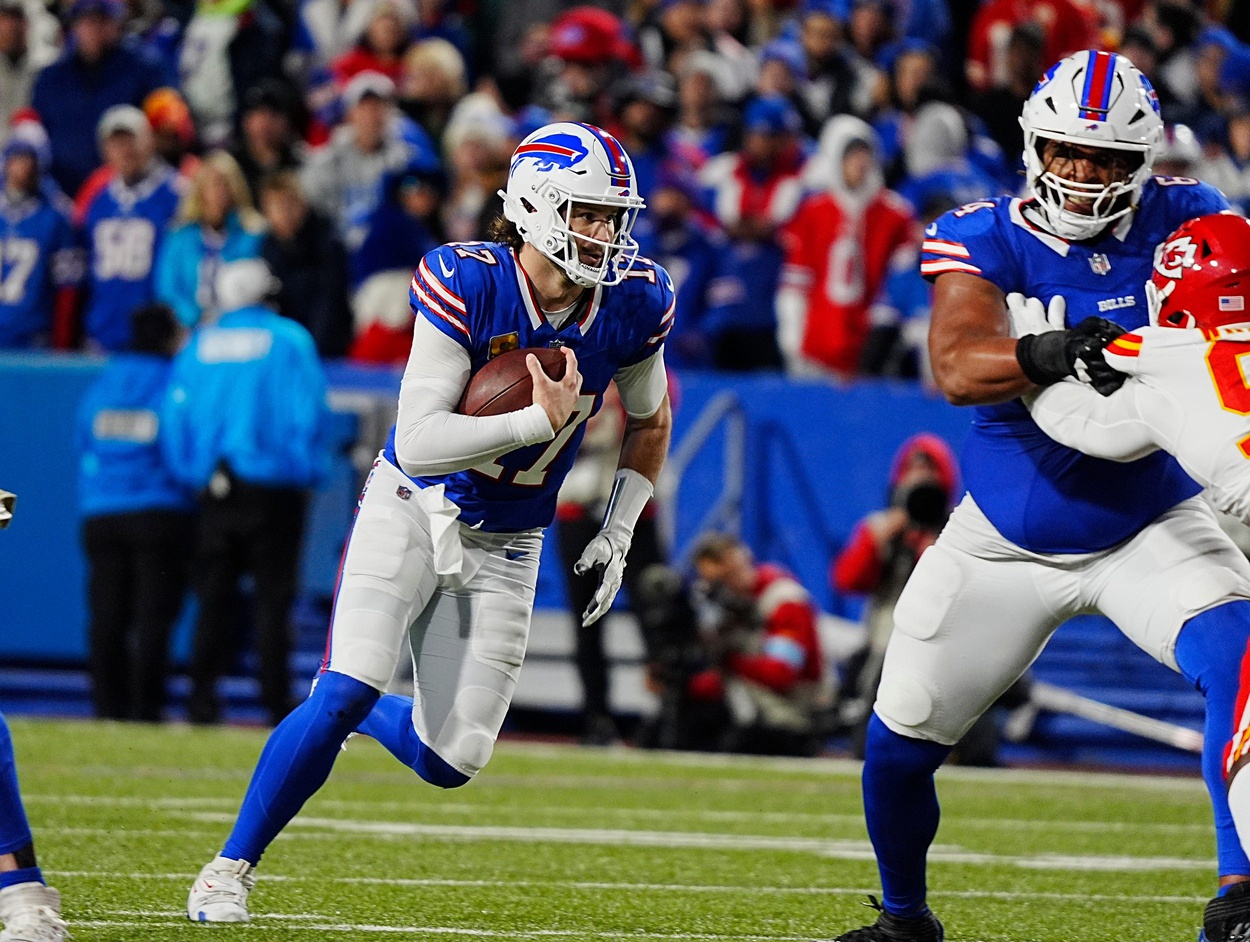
[{"x1": 457, "y1": 347, "x2": 567, "y2": 417}]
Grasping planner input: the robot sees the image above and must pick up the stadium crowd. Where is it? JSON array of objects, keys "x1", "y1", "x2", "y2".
[{"x1": 1, "y1": 0, "x2": 1247, "y2": 378}]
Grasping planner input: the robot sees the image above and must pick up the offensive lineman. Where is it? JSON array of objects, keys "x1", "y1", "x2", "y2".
[
  {"x1": 187, "y1": 122, "x2": 676, "y2": 922},
  {"x1": 839, "y1": 52, "x2": 1250, "y2": 942}
]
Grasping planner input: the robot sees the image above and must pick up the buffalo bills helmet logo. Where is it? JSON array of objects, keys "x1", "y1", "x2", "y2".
[
  {"x1": 511, "y1": 133, "x2": 590, "y2": 173},
  {"x1": 1031, "y1": 62, "x2": 1061, "y2": 96}
]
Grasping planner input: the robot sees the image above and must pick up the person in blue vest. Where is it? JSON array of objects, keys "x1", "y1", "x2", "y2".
[
  {"x1": 156, "y1": 150, "x2": 265, "y2": 329},
  {"x1": 79, "y1": 105, "x2": 182, "y2": 351},
  {"x1": 160, "y1": 257, "x2": 329, "y2": 728},
  {"x1": 0, "y1": 120, "x2": 80, "y2": 350},
  {"x1": 0, "y1": 491, "x2": 69, "y2": 941},
  {"x1": 30, "y1": 0, "x2": 166, "y2": 197},
  {"x1": 77, "y1": 302, "x2": 194, "y2": 722}
]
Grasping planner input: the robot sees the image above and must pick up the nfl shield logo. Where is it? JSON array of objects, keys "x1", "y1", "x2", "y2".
[
  {"x1": 396, "y1": 486, "x2": 412, "y2": 501},
  {"x1": 1089, "y1": 253, "x2": 1112, "y2": 276}
]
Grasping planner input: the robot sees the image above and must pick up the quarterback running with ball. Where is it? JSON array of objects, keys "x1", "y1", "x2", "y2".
[
  {"x1": 839, "y1": 52, "x2": 1250, "y2": 942},
  {"x1": 187, "y1": 122, "x2": 676, "y2": 923}
]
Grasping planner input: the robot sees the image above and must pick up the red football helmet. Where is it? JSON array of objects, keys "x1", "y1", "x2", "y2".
[{"x1": 1148, "y1": 213, "x2": 1250, "y2": 330}]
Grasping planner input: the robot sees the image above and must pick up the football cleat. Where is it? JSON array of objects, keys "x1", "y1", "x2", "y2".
[
  {"x1": 0, "y1": 882, "x2": 68, "y2": 942},
  {"x1": 835, "y1": 896, "x2": 944, "y2": 942},
  {"x1": 1201, "y1": 882, "x2": 1250, "y2": 942},
  {"x1": 187, "y1": 855, "x2": 255, "y2": 923}
]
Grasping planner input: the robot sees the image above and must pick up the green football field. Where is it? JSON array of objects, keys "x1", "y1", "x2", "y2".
[{"x1": 6, "y1": 717, "x2": 1223, "y2": 941}]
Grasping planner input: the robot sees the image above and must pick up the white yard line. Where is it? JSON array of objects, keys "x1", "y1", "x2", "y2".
[{"x1": 49, "y1": 871, "x2": 1209, "y2": 904}]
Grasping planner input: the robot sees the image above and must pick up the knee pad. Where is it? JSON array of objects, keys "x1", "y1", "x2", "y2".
[
  {"x1": 426, "y1": 684, "x2": 510, "y2": 778},
  {"x1": 414, "y1": 742, "x2": 471, "y2": 789},
  {"x1": 310, "y1": 670, "x2": 380, "y2": 730}
]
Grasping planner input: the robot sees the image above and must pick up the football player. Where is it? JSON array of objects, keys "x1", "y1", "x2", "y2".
[
  {"x1": 0, "y1": 492, "x2": 69, "y2": 942},
  {"x1": 187, "y1": 122, "x2": 675, "y2": 923},
  {"x1": 840, "y1": 52, "x2": 1250, "y2": 942}
]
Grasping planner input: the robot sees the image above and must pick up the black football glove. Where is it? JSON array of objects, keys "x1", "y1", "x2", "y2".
[{"x1": 1016, "y1": 316, "x2": 1128, "y2": 396}]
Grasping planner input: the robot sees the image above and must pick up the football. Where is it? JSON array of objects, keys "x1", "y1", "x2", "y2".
[{"x1": 458, "y1": 346, "x2": 567, "y2": 417}]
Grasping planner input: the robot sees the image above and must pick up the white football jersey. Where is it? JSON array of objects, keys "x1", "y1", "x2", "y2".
[{"x1": 1026, "y1": 325, "x2": 1250, "y2": 523}]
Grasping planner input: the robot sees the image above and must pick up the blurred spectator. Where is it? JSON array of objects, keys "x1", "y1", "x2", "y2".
[
  {"x1": 301, "y1": 70, "x2": 413, "y2": 251},
  {"x1": 963, "y1": 0, "x2": 1096, "y2": 94},
  {"x1": 1203, "y1": 104, "x2": 1250, "y2": 215},
  {"x1": 635, "y1": 163, "x2": 721, "y2": 370},
  {"x1": 1117, "y1": 23, "x2": 1161, "y2": 88},
  {"x1": 396, "y1": 37, "x2": 467, "y2": 145},
  {"x1": 440, "y1": 91, "x2": 512, "y2": 242},
  {"x1": 698, "y1": 95, "x2": 806, "y2": 370},
  {"x1": 968, "y1": 23, "x2": 1043, "y2": 171},
  {"x1": 896, "y1": 101, "x2": 1000, "y2": 209},
  {"x1": 688, "y1": 532, "x2": 830, "y2": 756},
  {"x1": 848, "y1": 0, "x2": 895, "y2": 65},
  {"x1": 347, "y1": 268, "x2": 411, "y2": 363},
  {"x1": 1154, "y1": 122, "x2": 1203, "y2": 178},
  {"x1": 1171, "y1": 27, "x2": 1241, "y2": 144},
  {"x1": 861, "y1": 193, "x2": 955, "y2": 380},
  {"x1": 639, "y1": 0, "x2": 712, "y2": 75},
  {"x1": 556, "y1": 382, "x2": 667, "y2": 746},
  {"x1": 490, "y1": 0, "x2": 631, "y2": 81},
  {"x1": 352, "y1": 157, "x2": 443, "y2": 286},
  {"x1": 792, "y1": 0, "x2": 876, "y2": 128},
  {"x1": 178, "y1": 0, "x2": 288, "y2": 149},
  {"x1": 79, "y1": 105, "x2": 182, "y2": 351},
  {"x1": 777, "y1": 116, "x2": 915, "y2": 376},
  {"x1": 259, "y1": 170, "x2": 353, "y2": 358},
  {"x1": 831, "y1": 434, "x2": 956, "y2": 756},
  {"x1": 31, "y1": 0, "x2": 165, "y2": 196},
  {"x1": 668, "y1": 52, "x2": 733, "y2": 169},
  {"x1": 161, "y1": 257, "x2": 329, "y2": 726},
  {"x1": 77, "y1": 302, "x2": 193, "y2": 722},
  {"x1": 230, "y1": 79, "x2": 307, "y2": 202},
  {"x1": 410, "y1": 0, "x2": 471, "y2": 69},
  {"x1": 1150, "y1": 1, "x2": 1207, "y2": 117},
  {"x1": 156, "y1": 150, "x2": 265, "y2": 328},
  {"x1": 0, "y1": 0, "x2": 36, "y2": 138},
  {"x1": 610, "y1": 70, "x2": 680, "y2": 222},
  {"x1": 0, "y1": 120, "x2": 79, "y2": 350},
  {"x1": 702, "y1": 0, "x2": 758, "y2": 102},
  {"x1": 332, "y1": 0, "x2": 413, "y2": 85},
  {"x1": 872, "y1": 39, "x2": 944, "y2": 179},
  {"x1": 295, "y1": 0, "x2": 378, "y2": 73},
  {"x1": 537, "y1": 6, "x2": 637, "y2": 125}
]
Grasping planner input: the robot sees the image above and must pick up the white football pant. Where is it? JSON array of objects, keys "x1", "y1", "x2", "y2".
[{"x1": 325, "y1": 458, "x2": 542, "y2": 778}]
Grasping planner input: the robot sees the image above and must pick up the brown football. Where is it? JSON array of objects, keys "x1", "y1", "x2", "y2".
[{"x1": 457, "y1": 347, "x2": 567, "y2": 416}]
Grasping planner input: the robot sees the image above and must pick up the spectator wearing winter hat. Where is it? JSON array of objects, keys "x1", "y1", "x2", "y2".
[
  {"x1": 396, "y1": 37, "x2": 466, "y2": 145},
  {"x1": 301, "y1": 70, "x2": 413, "y2": 251},
  {"x1": 178, "y1": 0, "x2": 288, "y2": 149},
  {"x1": 872, "y1": 39, "x2": 944, "y2": 180},
  {"x1": 229, "y1": 79, "x2": 307, "y2": 203},
  {"x1": 669, "y1": 52, "x2": 734, "y2": 170},
  {"x1": 698, "y1": 95, "x2": 807, "y2": 371},
  {"x1": 258, "y1": 171, "x2": 353, "y2": 358},
  {"x1": 895, "y1": 101, "x2": 1000, "y2": 210},
  {"x1": 79, "y1": 105, "x2": 182, "y2": 351},
  {"x1": 536, "y1": 6, "x2": 637, "y2": 125},
  {"x1": 332, "y1": 0, "x2": 413, "y2": 86},
  {"x1": 0, "y1": 121, "x2": 80, "y2": 350},
  {"x1": 31, "y1": 0, "x2": 166, "y2": 196},
  {"x1": 793, "y1": 0, "x2": 877, "y2": 128},
  {"x1": 612, "y1": 71, "x2": 680, "y2": 206},
  {"x1": 440, "y1": 91, "x2": 511, "y2": 242}
]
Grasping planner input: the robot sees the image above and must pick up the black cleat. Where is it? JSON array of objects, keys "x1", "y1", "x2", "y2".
[
  {"x1": 834, "y1": 896, "x2": 944, "y2": 942},
  {"x1": 1202, "y1": 882, "x2": 1250, "y2": 942}
]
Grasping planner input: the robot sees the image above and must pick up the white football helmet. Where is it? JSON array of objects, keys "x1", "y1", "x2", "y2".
[
  {"x1": 499, "y1": 122, "x2": 646, "y2": 287},
  {"x1": 1020, "y1": 50, "x2": 1163, "y2": 240}
]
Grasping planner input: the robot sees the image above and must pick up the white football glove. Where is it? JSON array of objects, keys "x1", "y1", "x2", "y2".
[
  {"x1": 1006, "y1": 292, "x2": 1066, "y2": 338},
  {"x1": 0, "y1": 490, "x2": 14, "y2": 530},
  {"x1": 574, "y1": 528, "x2": 631, "y2": 627}
]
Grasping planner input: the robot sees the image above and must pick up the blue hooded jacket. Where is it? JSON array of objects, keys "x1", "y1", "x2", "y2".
[
  {"x1": 161, "y1": 305, "x2": 329, "y2": 491},
  {"x1": 156, "y1": 212, "x2": 265, "y2": 327}
]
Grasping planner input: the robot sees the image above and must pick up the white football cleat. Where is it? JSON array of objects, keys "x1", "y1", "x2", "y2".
[
  {"x1": 187, "y1": 856, "x2": 255, "y2": 923},
  {"x1": 0, "y1": 882, "x2": 68, "y2": 942}
]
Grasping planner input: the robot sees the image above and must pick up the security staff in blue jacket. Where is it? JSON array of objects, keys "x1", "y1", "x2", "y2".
[
  {"x1": 78, "y1": 302, "x2": 194, "y2": 721},
  {"x1": 161, "y1": 257, "x2": 328, "y2": 726}
]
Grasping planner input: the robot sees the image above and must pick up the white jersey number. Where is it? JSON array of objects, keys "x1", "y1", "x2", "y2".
[
  {"x1": 824, "y1": 236, "x2": 864, "y2": 306},
  {"x1": 0, "y1": 238, "x2": 39, "y2": 304},
  {"x1": 472, "y1": 394, "x2": 597, "y2": 487},
  {"x1": 94, "y1": 218, "x2": 156, "y2": 281}
]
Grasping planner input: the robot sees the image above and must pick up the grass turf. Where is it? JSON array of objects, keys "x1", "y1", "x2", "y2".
[{"x1": 6, "y1": 717, "x2": 1221, "y2": 940}]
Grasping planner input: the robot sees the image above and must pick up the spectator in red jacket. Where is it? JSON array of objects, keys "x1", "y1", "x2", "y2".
[{"x1": 688, "y1": 532, "x2": 829, "y2": 756}]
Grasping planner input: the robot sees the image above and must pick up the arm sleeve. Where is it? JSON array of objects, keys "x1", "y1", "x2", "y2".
[
  {"x1": 1026, "y1": 380, "x2": 1159, "y2": 462},
  {"x1": 391, "y1": 316, "x2": 555, "y2": 477},
  {"x1": 613, "y1": 347, "x2": 668, "y2": 420}
]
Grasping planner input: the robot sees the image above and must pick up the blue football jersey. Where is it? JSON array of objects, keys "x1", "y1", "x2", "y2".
[
  {"x1": 82, "y1": 166, "x2": 182, "y2": 351},
  {"x1": 383, "y1": 242, "x2": 675, "y2": 533},
  {"x1": 920, "y1": 177, "x2": 1228, "y2": 553},
  {"x1": 0, "y1": 190, "x2": 78, "y2": 349}
]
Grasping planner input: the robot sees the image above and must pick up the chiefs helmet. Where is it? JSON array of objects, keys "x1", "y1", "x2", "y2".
[{"x1": 1147, "y1": 214, "x2": 1250, "y2": 331}]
